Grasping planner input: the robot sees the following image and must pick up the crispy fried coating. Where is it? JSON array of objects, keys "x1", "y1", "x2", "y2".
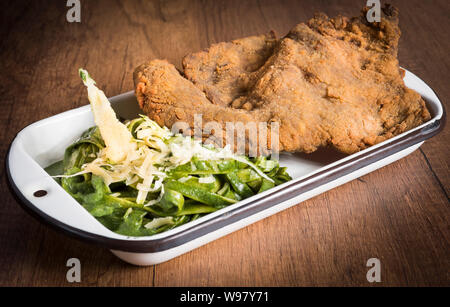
[
  {"x1": 134, "y1": 5, "x2": 430, "y2": 155},
  {"x1": 133, "y1": 59, "x2": 263, "y2": 151},
  {"x1": 182, "y1": 32, "x2": 277, "y2": 107}
]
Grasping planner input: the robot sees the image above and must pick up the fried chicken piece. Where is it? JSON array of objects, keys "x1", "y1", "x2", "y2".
[
  {"x1": 182, "y1": 32, "x2": 277, "y2": 107},
  {"x1": 134, "y1": 5, "x2": 430, "y2": 155},
  {"x1": 133, "y1": 59, "x2": 265, "y2": 151}
]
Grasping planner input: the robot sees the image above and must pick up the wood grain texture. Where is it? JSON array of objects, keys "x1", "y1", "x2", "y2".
[{"x1": 0, "y1": 0, "x2": 448, "y2": 286}]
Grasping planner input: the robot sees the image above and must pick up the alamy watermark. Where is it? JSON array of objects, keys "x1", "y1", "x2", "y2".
[
  {"x1": 171, "y1": 114, "x2": 280, "y2": 159},
  {"x1": 366, "y1": 0, "x2": 381, "y2": 22},
  {"x1": 66, "y1": 258, "x2": 81, "y2": 282},
  {"x1": 67, "y1": 0, "x2": 381, "y2": 24},
  {"x1": 66, "y1": 0, "x2": 81, "y2": 23},
  {"x1": 366, "y1": 258, "x2": 381, "y2": 282}
]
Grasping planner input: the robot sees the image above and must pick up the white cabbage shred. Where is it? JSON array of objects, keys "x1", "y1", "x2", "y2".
[{"x1": 144, "y1": 217, "x2": 174, "y2": 229}]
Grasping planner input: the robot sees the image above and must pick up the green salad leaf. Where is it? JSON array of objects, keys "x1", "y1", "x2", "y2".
[
  {"x1": 46, "y1": 120, "x2": 292, "y2": 236},
  {"x1": 45, "y1": 69, "x2": 291, "y2": 237}
]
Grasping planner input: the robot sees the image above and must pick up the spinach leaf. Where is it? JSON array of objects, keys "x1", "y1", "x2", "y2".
[
  {"x1": 63, "y1": 126, "x2": 104, "y2": 171},
  {"x1": 56, "y1": 123, "x2": 292, "y2": 237}
]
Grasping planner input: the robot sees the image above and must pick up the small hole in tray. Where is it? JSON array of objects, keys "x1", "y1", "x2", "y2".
[{"x1": 33, "y1": 190, "x2": 47, "y2": 197}]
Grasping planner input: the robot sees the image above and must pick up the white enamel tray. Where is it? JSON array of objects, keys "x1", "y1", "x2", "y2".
[{"x1": 6, "y1": 70, "x2": 445, "y2": 266}]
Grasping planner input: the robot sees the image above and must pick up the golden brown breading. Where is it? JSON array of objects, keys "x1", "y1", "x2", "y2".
[
  {"x1": 133, "y1": 59, "x2": 264, "y2": 151},
  {"x1": 134, "y1": 5, "x2": 430, "y2": 155},
  {"x1": 182, "y1": 32, "x2": 277, "y2": 107}
]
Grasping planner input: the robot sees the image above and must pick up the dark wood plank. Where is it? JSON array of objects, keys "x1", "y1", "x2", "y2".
[
  {"x1": 0, "y1": 0, "x2": 448, "y2": 286},
  {"x1": 390, "y1": 0, "x2": 450, "y2": 198},
  {"x1": 154, "y1": 150, "x2": 449, "y2": 286}
]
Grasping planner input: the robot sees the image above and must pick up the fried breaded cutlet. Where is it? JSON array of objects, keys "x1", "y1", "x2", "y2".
[
  {"x1": 182, "y1": 31, "x2": 277, "y2": 107},
  {"x1": 134, "y1": 5, "x2": 430, "y2": 155}
]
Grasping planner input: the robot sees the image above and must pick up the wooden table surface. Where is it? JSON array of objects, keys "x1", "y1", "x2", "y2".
[{"x1": 0, "y1": 0, "x2": 448, "y2": 286}]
